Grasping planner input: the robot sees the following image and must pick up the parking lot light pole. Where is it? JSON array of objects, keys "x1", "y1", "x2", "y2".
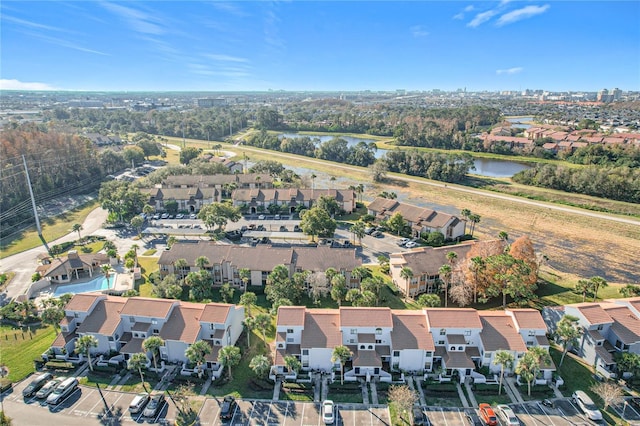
[{"x1": 623, "y1": 400, "x2": 628, "y2": 421}]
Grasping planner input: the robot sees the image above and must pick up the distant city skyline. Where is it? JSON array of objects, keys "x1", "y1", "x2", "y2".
[{"x1": 1, "y1": 1, "x2": 638, "y2": 92}]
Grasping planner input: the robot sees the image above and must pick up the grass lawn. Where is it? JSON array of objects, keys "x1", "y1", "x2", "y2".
[
  {"x1": 471, "y1": 384, "x2": 513, "y2": 405},
  {"x1": 0, "y1": 324, "x2": 57, "y2": 382},
  {"x1": 549, "y1": 346, "x2": 624, "y2": 425},
  {"x1": 0, "y1": 200, "x2": 98, "y2": 259},
  {"x1": 327, "y1": 381, "x2": 363, "y2": 403},
  {"x1": 136, "y1": 255, "x2": 159, "y2": 297}
]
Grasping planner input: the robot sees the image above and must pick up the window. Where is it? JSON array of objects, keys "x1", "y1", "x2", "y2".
[
  {"x1": 368, "y1": 345, "x2": 373, "y2": 350},
  {"x1": 153, "y1": 329, "x2": 159, "y2": 335},
  {"x1": 129, "y1": 316, "x2": 135, "y2": 322},
  {"x1": 458, "y1": 346, "x2": 463, "y2": 351},
  {"x1": 484, "y1": 352, "x2": 491, "y2": 358},
  {"x1": 438, "y1": 340, "x2": 445, "y2": 345},
  {"x1": 393, "y1": 351, "x2": 400, "y2": 357},
  {"x1": 152, "y1": 319, "x2": 158, "y2": 325},
  {"x1": 439, "y1": 329, "x2": 446, "y2": 335},
  {"x1": 287, "y1": 338, "x2": 294, "y2": 343},
  {"x1": 360, "y1": 345, "x2": 365, "y2": 350},
  {"x1": 597, "y1": 324, "x2": 604, "y2": 330},
  {"x1": 464, "y1": 330, "x2": 471, "y2": 336},
  {"x1": 528, "y1": 330, "x2": 536, "y2": 336},
  {"x1": 302, "y1": 349, "x2": 309, "y2": 356},
  {"x1": 375, "y1": 328, "x2": 382, "y2": 335},
  {"x1": 351, "y1": 329, "x2": 357, "y2": 334},
  {"x1": 278, "y1": 343, "x2": 284, "y2": 348},
  {"x1": 287, "y1": 329, "x2": 294, "y2": 334},
  {"x1": 375, "y1": 339, "x2": 382, "y2": 344},
  {"x1": 74, "y1": 312, "x2": 79, "y2": 318},
  {"x1": 210, "y1": 323, "x2": 215, "y2": 330}
]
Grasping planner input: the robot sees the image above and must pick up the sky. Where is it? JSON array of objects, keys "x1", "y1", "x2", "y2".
[{"x1": 1, "y1": 1, "x2": 639, "y2": 92}]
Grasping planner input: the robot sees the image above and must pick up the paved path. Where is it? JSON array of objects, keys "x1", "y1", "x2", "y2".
[
  {"x1": 272, "y1": 378, "x2": 282, "y2": 401},
  {"x1": 505, "y1": 376, "x2": 525, "y2": 403},
  {"x1": 361, "y1": 379, "x2": 369, "y2": 405},
  {"x1": 457, "y1": 381, "x2": 471, "y2": 408},
  {"x1": 370, "y1": 380, "x2": 379, "y2": 405},
  {"x1": 313, "y1": 374, "x2": 321, "y2": 402},
  {"x1": 236, "y1": 144, "x2": 640, "y2": 227},
  {"x1": 463, "y1": 380, "x2": 479, "y2": 407}
]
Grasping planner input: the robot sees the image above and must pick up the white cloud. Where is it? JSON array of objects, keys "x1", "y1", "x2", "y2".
[
  {"x1": 454, "y1": 5, "x2": 475, "y2": 20},
  {"x1": 496, "y1": 67, "x2": 523, "y2": 75},
  {"x1": 467, "y1": 10, "x2": 498, "y2": 28},
  {"x1": 464, "y1": 5, "x2": 475, "y2": 12},
  {"x1": 101, "y1": 2, "x2": 165, "y2": 35},
  {"x1": 3, "y1": 15, "x2": 68, "y2": 33},
  {"x1": 204, "y1": 54, "x2": 249, "y2": 63},
  {"x1": 410, "y1": 25, "x2": 429, "y2": 37},
  {"x1": 0, "y1": 79, "x2": 57, "y2": 90},
  {"x1": 497, "y1": 4, "x2": 550, "y2": 26},
  {"x1": 209, "y1": 2, "x2": 247, "y2": 17}
]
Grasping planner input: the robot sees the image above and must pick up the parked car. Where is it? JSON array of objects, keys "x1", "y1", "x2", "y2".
[
  {"x1": 258, "y1": 214, "x2": 266, "y2": 220},
  {"x1": 478, "y1": 403, "x2": 498, "y2": 426},
  {"x1": 152, "y1": 214, "x2": 160, "y2": 220},
  {"x1": 175, "y1": 213, "x2": 183, "y2": 219},
  {"x1": 279, "y1": 225, "x2": 288, "y2": 232},
  {"x1": 35, "y1": 378, "x2": 62, "y2": 399},
  {"x1": 405, "y1": 241, "x2": 418, "y2": 248},
  {"x1": 219, "y1": 395, "x2": 237, "y2": 421},
  {"x1": 129, "y1": 393, "x2": 150, "y2": 414},
  {"x1": 274, "y1": 214, "x2": 281, "y2": 220},
  {"x1": 495, "y1": 405, "x2": 519, "y2": 425},
  {"x1": 371, "y1": 231, "x2": 383, "y2": 238},
  {"x1": 143, "y1": 393, "x2": 165, "y2": 418},
  {"x1": 343, "y1": 240, "x2": 352, "y2": 247},
  {"x1": 293, "y1": 225, "x2": 302, "y2": 232},
  {"x1": 412, "y1": 406, "x2": 430, "y2": 425},
  {"x1": 364, "y1": 227, "x2": 374, "y2": 235},
  {"x1": 189, "y1": 213, "x2": 197, "y2": 219},
  {"x1": 398, "y1": 238, "x2": 410, "y2": 246},
  {"x1": 322, "y1": 400, "x2": 335, "y2": 424},
  {"x1": 572, "y1": 391, "x2": 603, "y2": 421},
  {"x1": 160, "y1": 213, "x2": 169, "y2": 219},
  {"x1": 46, "y1": 377, "x2": 78, "y2": 405},
  {"x1": 23, "y1": 372, "x2": 53, "y2": 398}
]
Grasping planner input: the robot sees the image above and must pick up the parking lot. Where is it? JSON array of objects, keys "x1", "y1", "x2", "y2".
[
  {"x1": 509, "y1": 400, "x2": 600, "y2": 426},
  {"x1": 6, "y1": 378, "x2": 390, "y2": 425}
]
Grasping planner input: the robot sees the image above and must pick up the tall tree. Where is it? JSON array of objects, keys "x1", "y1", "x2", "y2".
[
  {"x1": 41, "y1": 306, "x2": 65, "y2": 331},
  {"x1": 299, "y1": 207, "x2": 337, "y2": 242},
  {"x1": 238, "y1": 268, "x2": 251, "y2": 293},
  {"x1": 388, "y1": 385, "x2": 418, "y2": 423},
  {"x1": 75, "y1": 335, "x2": 98, "y2": 371},
  {"x1": 72, "y1": 223, "x2": 83, "y2": 240},
  {"x1": 460, "y1": 209, "x2": 471, "y2": 235},
  {"x1": 485, "y1": 254, "x2": 533, "y2": 308},
  {"x1": 243, "y1": 316, "x2": 256, "y2": 347},
  {"x1": 350, "y1": 221, "x2": 366, "y2": 245},
  {"x1": 417, "y1": 293, "x2": 441, "y2": 308},
  {"x1": 575, "y1": 279, "x2": 591, "y2": 302},
  {"x1": 127, "y1": 352, "x2": 149, "y2": 392},
  {"x1": 494, "y1": 350, "x2": 514, "y2": 395},
  {"x1": 195, "y1": 256, "x2": 210, "y2": 270},
  {"x1": 469, "y1": 213, "x2": 481, "y2": 237},
  {"x1": 331, "y1": 346, "x2": 353, "y2": 385},
  {"x1": 556, "y1": 315, "x2": 582, "y2": 367},
  {"x1": 142, "y1": 336, "x2": 165, "y2": 371},
  {"x1": 388, "y1": 213, "x2": 406, "y2": 236},
  {"x1": 218, "y1": 345, "x2": 241, "y2": 380},
  {"x1": 515, "y1": 347, "x2": 550, "y2": 396},
  {"x1": 590, "y1": 276, "x2": 608, "y2": 301},
  {"x1": 239, "y1": 292, "x2": 257, "y2": 317},
  {"x1": 185, "y1": 340, "x2": 212, "y2": 378},
  {"x1": 590, "y1": 382, "x2": 623, "y2": 411},
  {"x1": 438, "y1": 264, "x2": 452, "y2": 308},
  {"x1": 400, "y1": 267, "x2": 414, "y2": 301},
  {"x1": 254, "y1": 313, "x2": 271, "y2": 342},
  {"x1": 330, "y1": 275, "x2": 348, "y2": 306},
  {"x1": 284, "y1": 355, "x2": 302, "y2": 376}
]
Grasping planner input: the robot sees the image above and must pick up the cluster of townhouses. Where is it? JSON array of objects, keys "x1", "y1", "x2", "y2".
[
  {"x1": 480, "y1": 126, "x2": 640, "y2": 154},
  {"x1": 544, "y1": 297, "x2": 640, "y2": 380},
  {"x1": 231, "y1": 188, "x2": 356, "y2": 215},
  {"x1": 158, "y1": 242, "x2": 362, "y2": 288},
  {"x1": 271, "y1": 306, "x2": 552, "y2": 384},
  {"x1": 366, "y1": 198, "x2": 465, "y2": 241},
  {"x1": 49, "y1": 293, "x2": 244, "y2": 378}
]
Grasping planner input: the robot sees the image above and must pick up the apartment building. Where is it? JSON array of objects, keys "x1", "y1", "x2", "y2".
[{"x1": 231, "y1": 188, "x2": 356, "y2": 215}]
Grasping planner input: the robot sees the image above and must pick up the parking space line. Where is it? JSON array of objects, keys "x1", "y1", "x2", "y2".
[
  {"x1": 70, "y1": 388, "x2": 95, "y2": 414},
  {"x1": 520, "y1": 403, "x2": 545, "y2": 426},
  {"x1": 440, "y1": 408, "x2": 448, "y2": 426},
  {"x1": 248, "y1": 400, "x2": 256, "y2": 424},
  {"x1": 457, "y1": 408, "x2": 466, "y2": 424},
  {"x1": 537, "y1": 402, "x2": 556, "y2": 426}
]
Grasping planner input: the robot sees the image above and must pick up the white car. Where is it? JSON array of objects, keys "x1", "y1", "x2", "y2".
[
  {"x1": 405, "y1": 241, "x2": 418, "y2": 248},
  {"x1": 189, "y1": 213, "x2": 197, "y2": 219},
  {"x1": 398, "y1": 238, "x2": 410, "y2": 246},
  {"x1": 258, "y1": 214, "x2": 266, "y2": 220},
  {"x1": 496, "y1": 404, "x2": 520, "y2": 425},
  {"x1": 572, "y1": 390, "x2": 603, "y2": 421},
  {"x1": 175, "y1": 213, "x2": 184, "y2": 219},
  {"x1": 322, "y1": 400, "x2": 335, "y2": 424}
]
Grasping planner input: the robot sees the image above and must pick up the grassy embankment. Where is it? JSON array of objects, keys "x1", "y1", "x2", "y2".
[
  {"x1": 0, "y1": 200, "x2": 99, "y2": 259},
  {"x1": 0, "y1": 324, "x2": 57, "y2": 382}
]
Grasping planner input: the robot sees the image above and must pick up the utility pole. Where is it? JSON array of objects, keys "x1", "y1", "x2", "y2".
[{"x1": 23, "y1": 155, "x2": 50, "y2": 253}]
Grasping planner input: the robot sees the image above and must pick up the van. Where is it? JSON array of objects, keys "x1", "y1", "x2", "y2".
[
  {"x1": 129, "y1": 393, "x2": 150, "y2": 414},
  {"x1": 46, "y1": 377, "x2": 78, "y2": 405},
  {"x1": 22, "y1": 372, "x2": 53, "y2": 398}
]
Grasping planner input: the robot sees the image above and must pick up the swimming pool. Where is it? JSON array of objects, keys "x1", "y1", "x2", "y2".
[{"x1": 53, "y1": 274, "x2": 116, "y2": 296}]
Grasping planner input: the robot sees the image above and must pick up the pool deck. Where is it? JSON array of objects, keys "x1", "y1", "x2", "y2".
[{"x1": 34, "y1": 264, "x2": 134, "y2": 302}]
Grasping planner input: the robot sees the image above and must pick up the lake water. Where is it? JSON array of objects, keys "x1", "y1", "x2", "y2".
[
  {"x1": 470, "y1": 158, "x2": 532, "y2": 178},
  {"x1": 279, "y1": 133, "x2": 532, "y2": 177},
  {"x1": 506, "y1": 117, "x2": 534, "y2": 129}
]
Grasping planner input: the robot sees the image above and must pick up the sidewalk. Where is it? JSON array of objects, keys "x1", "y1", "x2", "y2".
[
  {"x1": 414, "y1": 377, "x2": 427, "y2": 406},
  {"x1": 504, "y1": 377, "x2": 525, "y2": 403},
  {"x1": 463, "y1": 380, "x2": 478, "y2": 408}
]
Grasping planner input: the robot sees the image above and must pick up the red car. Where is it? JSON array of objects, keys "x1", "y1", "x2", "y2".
[{"x1": 478, "y1": 403, "x2": 498, "y2": 426}]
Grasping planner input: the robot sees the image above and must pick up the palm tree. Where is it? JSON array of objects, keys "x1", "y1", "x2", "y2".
[
  {"x1": 130, "y1": 244, "x2": 139, "y2": 267},
  {"x1": 142, "y1": 336, "x2": 164, "y2": 371},
  {"x1": 285, "y1": 355, "x2": 302, "y2": 376},
  {"x1": 350, "y1": 221, "x2": 366, "y2": 245},
  {"x1": 249, "y1": 354, "x2": 270, "y2": 379},
  {"x1": 238, "y1": 268, "x2": 251, "y2": 293},
  {"x1": 516, "y1": 347, "x2": 550, "y2": 396},
  {"x1": 101, "y1": 264, "x2": 112, "y2": 280},
  {"x1": 254, "y1": 313, "x2": 271, "y2": 342},
  {"x1": 72, "y1": 223, "x2": 83, "y2": 240},
  {"x1": 239, "y1": 292, "x2": 257, "y2": 317},
  {"x1": 331, "y1": 345, "x2": 353, "y2": 385},
  {"x1": 575, "y1": 279, "x2": 591, "y2": 302},
  {"x1": 469, "y1": 213, "x2": 481, "y2": 237},
  {"x1": 470, "y1": 256, "x2": 485, "y2": 304},
  {"x1": 400, "y1": 267, "x2": 414, "y2": 301},
  {"x1": 438, "y1": 264, "x2": 452, "y2": 308},
  {"x1": 446, "y1": 251, "x2": 458, "y2": 266},
  {"x1": 556, "y1": 315, "x2": 582, "y2": 367},
  {"x1": 310, "y1": 173, "x2": 317, "y2": 191},
  {"x1": 185, "y1": 340, "x2": 212, "y2": 378},
  {"x1": 173, "y1": 258, "x2": 188, "y2": 279},
  {"x1": 494, "y1": 350, "x2": 515, "y2": 395},
  {"x1": 460, "y1": 209, "x2": 471, "y2": 235},
  {"x1": 243, "y1": 316, "x2": 256, "y2": 346},
  {"x1": 356, "y1": 183, "x2": 364, "y2": 203},
  {"x1": 330, "y1": 176, "x2": 336, "y2": 189},
  {"x1": 351, "y1": 266, "x2": 372, "y2": 283},
  {"x1": 590, "y1": 276, "x2": 608, "y2": 301},
  {"x1": 195, "y1": 256, "x2": 210, "y2": 270},
  {"x1": 498, "y1": 231, "x2": 509, "y2": 242},
  {"x1": 218, "y1": 345, "x2": 241, "y2": 380},
  {"x1": 75, "y1": 335, "x2": 98, "y2": 371},
  {"x1": 128, "y1": 352, "x2": 149, "y2": 392}
]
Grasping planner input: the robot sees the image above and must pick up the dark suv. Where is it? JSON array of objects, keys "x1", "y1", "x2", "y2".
[{"x1": 220, "y1": 395, "x2": 237, "y2": 421}]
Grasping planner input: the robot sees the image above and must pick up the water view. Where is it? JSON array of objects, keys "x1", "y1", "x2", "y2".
[
  {"x1": 470, "y1": 158, "x2": 532, "y2": 178},
  {"x1": 506, "y1": 117, "x2": 534, "y2": 129},
  {"x1": 53, "y1": 274, "x2": 116, "y2": 297}
]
